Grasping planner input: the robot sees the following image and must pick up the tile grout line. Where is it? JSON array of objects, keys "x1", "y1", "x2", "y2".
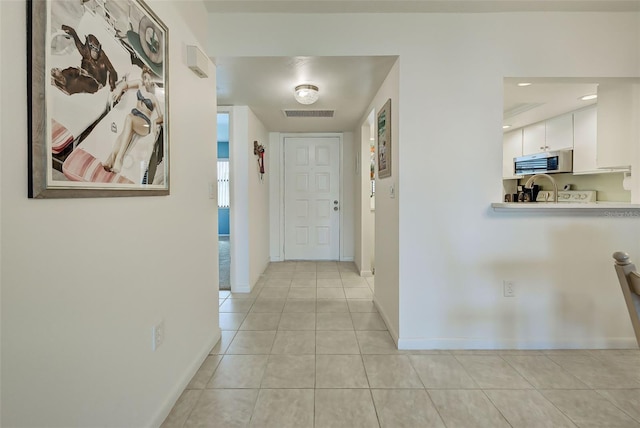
[
  {"x1": 422, "y1": 388, "x2": 451, "y2": 428},
  {"x1": 534, "y1": 389, "x2": 581, "y2": 428},
  {"x1": 497, "y1": 353, "x2": 536, "y2": 390},
  {"x1": 198, "y1": 262, "x2": 633, "y2": 426},
  {"x1": 176, "y1": 387, "x2": 205, "y2": 428},
  {"x1": 366, "y1": 387, "x2": 383, "y2": 428},
  {"x1": 480, "y1": 389, "x2": 516, "y2": 428},
  {"x1": 592, "y1": 389, "x2": 640, "y2": 424}
]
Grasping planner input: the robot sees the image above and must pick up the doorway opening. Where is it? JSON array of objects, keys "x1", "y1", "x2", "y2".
[
  {"x1": 358, "y1": 109, "x2": 376, "y2": 276},
  {"x1": 217, "y1": 112, "x2": 231, "y2": 290}
]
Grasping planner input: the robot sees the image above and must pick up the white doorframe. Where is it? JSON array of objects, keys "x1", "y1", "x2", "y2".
[
  {"x1": 358, "y1": 109, "x2": 376, "y2": 277},
  {"x1": 278, "y1": 132, "x2": 344, "y2": 261},
  {"x1": 217, "y1": 108, "x2": 233, "y2": 290},
  {"x1": 219, "y1": 106, "x2": 252, "y2": 293}
]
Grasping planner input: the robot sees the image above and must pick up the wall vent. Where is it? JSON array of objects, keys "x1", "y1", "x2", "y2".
[{"x1": 283, "y1": 110, "x2": 334, "y2": 118}]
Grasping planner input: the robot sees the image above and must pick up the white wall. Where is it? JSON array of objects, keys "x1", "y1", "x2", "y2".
[
  {"x1": 0, "y1": 2, "x2": 3, "y2": 420},
  {"x1": 354, "y1": 128, "x2": 363, "y2": 271},
  {"x1": 364, "y1": 112, "x2": 376, "y2": 275},
  {"x1": 228, "y1": 106, "x2": 271, "y2": 291},
  {"x1": 268, "y1": 132, "x2": 283, "y2": 260},
  {"x1": 247, "y1": 108, "x2": 271, "y2": 285},
  {"x1": 341, "y1": 131, "x2": 356, "y2": 261},
  {"x1": 354, "y1": 114, "x2": 376, "y2": 276},
  {"x1": 209, "y1": 11, "x2": 640, "y2": 350},
  {"x1": 1, "y1": 1, "x2": 219, "y2": 426},
  {"x1": 229, "y1": 106, "x2": 250, "y2": 290},
  {"x1": 366, "y1": 61, "x2": 400, "y2": 340},
  {"x1": 396, "y1": 13, "x2": 640, "y2": 349}
]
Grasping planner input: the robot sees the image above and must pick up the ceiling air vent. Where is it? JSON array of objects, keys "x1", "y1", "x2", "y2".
[
  {"x1": 503, "y1": 103, "x2": 544, "y2": 119},
  {"x1": 283, "y1": 110, "x2": 334, "y2": 118}
]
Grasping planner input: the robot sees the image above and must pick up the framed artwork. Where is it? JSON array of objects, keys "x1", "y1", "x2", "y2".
[
  {"x1": 377, "y1": 98, "x2": 391, "y2": 179},
  {"x1": 28, "y1": 0, "x2": 169, "y2": 198}
]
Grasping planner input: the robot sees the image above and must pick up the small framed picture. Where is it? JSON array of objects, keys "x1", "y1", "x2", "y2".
[{"x1": 377, "y1": 98, "x2": 391, "y2": 179}]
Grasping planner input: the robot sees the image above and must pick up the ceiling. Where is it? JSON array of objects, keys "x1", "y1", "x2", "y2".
[
  {"x1": 210, "y1": 0, "x2": 637, "y2": 135},
  {"x1": 209, "y1": 1, "x2": 639, "y2": 133},
  {"x1": 216, "y1": 59, "x2": 634, "y2": 135},
  {"x1": 504, "y1": 77, "x2": 640, "y2": 132},
  {"x1": 503, "y1": 78, "x2": 599, "y2": 131},
  {"x1": 204, "y1": 0, "x2": 640, "y2": 13},
  {"x1": 216, "y1": 61, "x2": 633, "y2": 135},
  {"x1": 215, "y1": 56, "x2": 398, "y2": 132}
]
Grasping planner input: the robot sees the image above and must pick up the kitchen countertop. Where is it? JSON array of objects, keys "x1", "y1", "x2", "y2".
[{"x1": 492, "y1": 202, "x2": 640, "y2": 216}]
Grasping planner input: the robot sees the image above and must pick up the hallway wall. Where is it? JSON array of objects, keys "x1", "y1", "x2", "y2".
[
  {"x1": 363, "y1": 60, "x2": 400, "y2": 340},
  {"x1": 1, "y1": 1, "x2": 219, "y2": 426},
  {"x1": 354, "y1": 111, "x2": 376, "y2": 278},
  {"x1": 208, "y1": 11, "x2": 640, "y2": 349},
  {"x1": 247, "y1": 108, "x2": 271, "y2": 287},
  {"x1": 229, "y1": 106, "x2": 270, "y2": 292}
]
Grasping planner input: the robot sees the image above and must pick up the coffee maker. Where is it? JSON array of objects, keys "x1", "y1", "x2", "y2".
[{"x1": 517, "y1": 184, "x2": 539, "y2": 202}]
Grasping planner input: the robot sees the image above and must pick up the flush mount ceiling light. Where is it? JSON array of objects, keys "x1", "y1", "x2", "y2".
[
  {"x1": 294, "y1": 84, "x2": 319, "y2": 105},
  {"x1": 517, "y1": 82, "x2": 533, "y2": 87},
  {"x1": 503, "y1": 125, "x2": 512, "y2": 129},
  {"x1": 580, "y1": 94, "x2": 598, "y2": 101}
]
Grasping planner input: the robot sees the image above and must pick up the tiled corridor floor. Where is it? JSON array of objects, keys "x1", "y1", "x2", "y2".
[{"x1": 162, "y1": 261, "x2": 640, "y2": 427}]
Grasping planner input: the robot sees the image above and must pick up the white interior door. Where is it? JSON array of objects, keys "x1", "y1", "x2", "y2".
[{"x1": 284, "y1": 136, "x2": 340, "y2": 260}]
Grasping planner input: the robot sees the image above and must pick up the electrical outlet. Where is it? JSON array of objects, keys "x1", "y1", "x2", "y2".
[
  {"x1": 152, "y1": 320, "x2": 165, "y2": 351},
  {"x1": 503, "y1": 280, "x2": 515, "y2": 297}
]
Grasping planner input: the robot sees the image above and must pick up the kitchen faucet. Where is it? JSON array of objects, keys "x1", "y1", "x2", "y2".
[{"x1": 525, "y1": 173, "x2": 558, "y2": 203}]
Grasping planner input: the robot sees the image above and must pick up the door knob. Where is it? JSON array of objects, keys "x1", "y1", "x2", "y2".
[
  {"x1": 334, "y1": 200, "x2": 339, "y2": 204},
  {"x1": 334, "y1": 207, "x2": 339, "y2": 211}
]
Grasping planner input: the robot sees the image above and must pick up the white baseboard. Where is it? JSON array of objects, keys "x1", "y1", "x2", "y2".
[
  {"x1": 270, "y1": 256, "x2": 354, "y2": 263},
  {"x1": 260, "y1": 257, "x2": 271, "y2": 273},
  {"x1": 150, "y1": 327, "x2": 221, "y2": 427},
  {"x1": 359, "y1": 270, "x2": 373, "y2": 277},
  {"x1": 372, "y1": 296, "x2": 399, "y2": 346},
  {"x1": 231, "y1": 283, "x2": 251, "y2": 293},
  {"x1": 396, "y1": 336, "x2": 640, "y2": 350}
]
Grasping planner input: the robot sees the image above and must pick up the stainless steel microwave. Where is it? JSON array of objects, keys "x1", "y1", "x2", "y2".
[{"x1": 514, "y1": 150, "x2": 573, "y2": 175}]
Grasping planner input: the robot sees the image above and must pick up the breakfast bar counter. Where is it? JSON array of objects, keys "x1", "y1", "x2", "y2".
[{"x1": 491, "y1": 202, "x2": 640, "y2": 216}]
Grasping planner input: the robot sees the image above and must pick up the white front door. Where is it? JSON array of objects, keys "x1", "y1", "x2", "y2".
[{"x1": 284, "y1": 136, "x2": 340, "y2": 260}]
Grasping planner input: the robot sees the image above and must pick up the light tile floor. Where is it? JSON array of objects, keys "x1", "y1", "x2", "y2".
[{"x1": 163, "y1": 261, "x2": 640, "y2": 427}]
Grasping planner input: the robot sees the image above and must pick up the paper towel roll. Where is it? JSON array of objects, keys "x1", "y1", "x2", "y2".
[{"x1": 623, "y1": 174, "x2": 632, "y2": 191}]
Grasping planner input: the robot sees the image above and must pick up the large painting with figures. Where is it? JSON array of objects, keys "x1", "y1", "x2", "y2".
[{"x1": 28, "y1": 0, "x2": 169, "y2": 198}]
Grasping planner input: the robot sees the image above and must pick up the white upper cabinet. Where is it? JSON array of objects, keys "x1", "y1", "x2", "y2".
[
  {"x1": 572, "y1": 106, "x2": 598, "y2": 174},
  {"x1": 596, "y1": 82, "x2": 638, "y2": 169},
  {"x1": 548, "y1": 105, "x2": 627, "y2": 175},
  {"x1": 522, "y1": 114, "x2": 573, "y2": 155},
  {"x1": 522, "y1": 122, "x2": 546, "y2": 155},
  {"x1": 545, "y1": 113, "x2": 574, "y2": 151},
  {"x1": 503, "y1": 129, "x2": 523, "y2": 179}
]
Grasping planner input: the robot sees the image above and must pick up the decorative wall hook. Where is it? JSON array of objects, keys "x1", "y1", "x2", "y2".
[{"x1": 253, "y1": 141, "x2": 265, "y2": 180}]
